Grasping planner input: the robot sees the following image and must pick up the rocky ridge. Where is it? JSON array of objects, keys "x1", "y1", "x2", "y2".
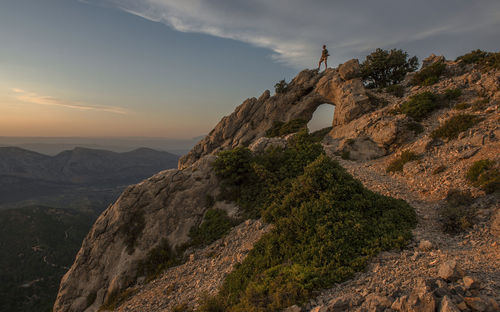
[{"x1": 55, "y1": 54, "x2": 499, "y2": 312}]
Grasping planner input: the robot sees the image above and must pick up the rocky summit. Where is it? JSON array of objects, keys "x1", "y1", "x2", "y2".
[{"x1": 54, "y1": 53, "x2": 499, "y2": 312}]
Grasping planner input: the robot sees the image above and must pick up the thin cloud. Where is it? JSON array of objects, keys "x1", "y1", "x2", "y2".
[
  {"x1": 12, "y1": 89, "x2": 128, "y2": 115},
  {"x1": 81, "y1": 0, "x2": 500, "y2": 68}
]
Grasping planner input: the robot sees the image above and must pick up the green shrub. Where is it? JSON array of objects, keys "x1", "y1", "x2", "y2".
[
  {"x1": 137, "y1": 239, "x2": 179, "y2": 280},
  {"x1": 411, "y1": 61, "x2": 446, "y2": 86},
  {"x1": 309, "y1": 127, "x2": 332, "y2": 142},
  {"x1": 385, "y1": 84, "x2": 405, "y2": 97},
  {"x1": 456, "y1": 49, "x2": 489, "y2": 64},
  {"x1": 189, "y1": 209, "x2": 238, "y2": 248},
  {"x1": 440, "y1": 189, "x2": 475, "y2": 234},
  {"x1": 443, "y1": 88, "x2": 462, "y2": 102},
  {"x1": 386, "y1": 151, "x2": 420, "y2": 173},
  {"x1": 431, "y1": 114, "x2": 479, "y2": 140},
  {"x1": 454, "y1": 102, "x2": 470, "y2": 110},
  {"x1": 266, "y1": 119, "x2": 308, "y2": 137},
  {"x1": 360, "y1": 48, "x2": 418, "y2": 88},
  {"x1": 212, "y1": 132, "x2": 416, "y2": 311},
  {"x1": 341, "y1": 150, "x2": 351, "y2": 160},
  {"x1": 274, "y1": 80, "x2": 289, "y2": 94},
  {"x1": 466, "y1": 159, "x2": 500, "y2": 194},
  {"x1": 456, "y1": 50, "x2": 500, "y2": 71},
  {"x1": 406, "y1": 121, "x2": 424, "y2": 134},
  {"x1": 99, "y1": 288, "x2": 138, "y2": 311},
  {"x1": 173, "y1": 303, "x2": 193, "y2": 312},
  {"x1": 197, "y1": 294, "x2": 226, "y2": 312},
  {"x1": 471, "y1": 98, "x2": 489, "y2": 111},
  {"x1": 400, "y1": 92, "x2": 440, "y2": 121},
  {"x1": 368, "y1": 93, "x2": 389, "y2": 107},
  {"x1": 215, "y1": 130, "x2": 324, "y2": 218}
]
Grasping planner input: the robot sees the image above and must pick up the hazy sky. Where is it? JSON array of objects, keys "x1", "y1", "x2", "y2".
[{"x1": 1, "y1": 0, "x2": 499, "y2": 138}]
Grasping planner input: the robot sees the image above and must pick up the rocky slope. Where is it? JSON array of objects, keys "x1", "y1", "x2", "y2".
[{"x1": 55, "y1": 55, "x2": 499, "y2": 312}]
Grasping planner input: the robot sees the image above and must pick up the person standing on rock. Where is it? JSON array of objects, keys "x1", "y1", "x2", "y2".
[{"x1": 318, "y1": 45, "x2": 329, "y2": 70}]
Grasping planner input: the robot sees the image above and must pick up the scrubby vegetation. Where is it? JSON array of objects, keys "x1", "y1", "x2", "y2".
[
  {"x1": 209, "y1": 131, "x2": 416, "y2": 311},
  {"x1": 406, "y1": 121, "x2": 424, "y2": 134},
  {"x1": 442, "y1": 88, "x2": 462, "y2": 103},
  {"x1": 440, "y1": 189, "x2": 475, "y2": 234},
  {"x1": 471, "y1": 98, "x2": 489, "y2": 111},
  {"x1": 466, "y1": 159, "x2": 500, "y2": 194},
  {"x1": 367, "y1": 92, "x2": 389, "y2": 107},
  {"x1": 189, "y1": 208, "x2": 239, "y2": 248},
  {"x1": 266, "y1": 119, "x2": 308, "y2": 137},
  {"x1": 137, "y1": 239, "x2": 179, "y2": 281},
  {"x1": 361, "y1": 48, "x2": 418, "y2": 88},
  {"x1": 431, "y1": 114, "x2": 479, "y2": 140},
  {"x1": 99, "y1": 288, "x2": 138, "y2": 311},
  {"x1": 386, "y1": 151, "x2": 420, "y2": 173},
  {"x1": 400, "y1": 92, "x2": 439, "y2": 121},
  {"x1": 411, "y1": 61, "x2": 446, "y2": 86},
  {"x1": 274, "y1": 80, "x2": 289, "y2": 94},
  {"x1": 456, "y1": 50, "x2": 500, "y2": 71},
  {"x1": 385, "y1": 84, "x2": 405, "y2": 97},
  {"x1": 454, "y1": 102, "x2": 470, "y2": 110},
  {"x1": 309, "y1": 126, "x2": 332, "y2": 142}
]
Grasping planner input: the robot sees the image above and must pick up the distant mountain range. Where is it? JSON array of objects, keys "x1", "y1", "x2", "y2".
[
  {"x1": 0, "y1": 146, "x2": 179, "y2": 207},
  {"x1": 0, "y1": 146, "x2": 180, "y2": 312}
]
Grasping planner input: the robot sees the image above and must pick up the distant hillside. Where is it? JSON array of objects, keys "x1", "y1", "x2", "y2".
[
  {"x1": 0, "y1": 206, "x2": 94, "y2": 312},
  {"x1": 0, "y1": 147, "x2": 179, "y2": 207}
]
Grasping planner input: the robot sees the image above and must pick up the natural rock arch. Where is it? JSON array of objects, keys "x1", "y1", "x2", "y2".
[{"x1": 307, "y1": 103, "x2": 335, "y2": 133}]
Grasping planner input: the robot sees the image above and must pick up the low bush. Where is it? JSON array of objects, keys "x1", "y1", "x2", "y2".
[
  {"x1": 471, "y1": 98, "x2": 489, "y2": 111},
  {"x1": 274, "y1": 80, "x2": 289, "y2": 94},
  {"x1": 411, "y1": 61, "x2": 446, "y2": 86},
  {"x1": 431, "y1": 114, "x2": 479, "y2": 140},
  {"x1": 386, "y1": 151, "x2": 420, "y2": 173},
  {"x1": 211, "y1": 131, "x2": 416, "y2": 311},
  {"x1": 197, "y1": 294, "x2": 226, "y2": 312},
  {"x1": 266, "y1": 119, "x2": 308, "y2": 137},
  {"x1": 466, "y1": 159, "x2": 500, "y2": 194},
  {"x1": 440, "y1": 189, "x2": 475, "y2": 234},
  {"x1": 309, "y1": 127, "x2": 332, "y2": 142},
  {"x1": 454, "y1": 102, "x2": 470, "y2": 110},
  {"x1": 385, "y1": 84, "x2": 405, "y2": 97},
  {"x1": 368, "y1": 93, "x2": 389, "y2": 107},
  {"x1": 443, "y1": 88, "x2": 462, "y2": 102},
  {"x1": 360, "y1": 48, "x2": 418, "y2": 88},
  {"x1": 406, "y1": 121, "x2": 424, "y2": 134},
  {"x1": 173, "y1": 303, "x2": 193, "y2": 312},
  {"x1": 189, "y1": 208, "x2": 238, "y2": 248},
  {"x1": 137, "y1": 239, "x2": 179, "y2": 281},
  {"x1": 456, "y1": 50, "x2": 500, "y2": 71},
  {"x1": 400, "y1": 92, "x2": 439, "y2": 121},
  {"x1": 99, "y1": 288, "x2": 138, "y2": 311}
]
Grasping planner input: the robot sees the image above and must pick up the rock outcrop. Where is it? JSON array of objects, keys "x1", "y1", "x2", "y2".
[
  {"x1": 179, "y1": 61, "x2": 372, "y2": 169},
  {"x1": 55, "y1": 55, "x2": 500, "y2": 312},
  {"x1": 54, "y1": 156, "x2": 220, "y2": 312}
]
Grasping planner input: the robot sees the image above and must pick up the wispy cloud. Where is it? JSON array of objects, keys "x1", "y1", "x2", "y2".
[
  {"x1": 11, "y1": 89, "x2": 128, "y2": 114},
  {"x1": 81, "y1": 0, "x2": 500, "y2": 68}
]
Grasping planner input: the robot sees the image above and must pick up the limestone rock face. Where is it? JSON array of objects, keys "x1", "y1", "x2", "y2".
[
  {"x1": 53, "y1": 156, "x2": 220, "y2": 312},
  {"x1": 179, "y1": 65, "x2": 371, "y2": 169},
  {"x1": 338, "y1": 58, "x2": 361, "y2": 80}
]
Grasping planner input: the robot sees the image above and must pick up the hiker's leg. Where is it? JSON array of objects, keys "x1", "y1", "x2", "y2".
[
  {"x1": 318, "y1": 60, "x2": 321, "y2": 70},
  {"x1": 325, "y1": 59, "x2": 328, "y2": 69}
]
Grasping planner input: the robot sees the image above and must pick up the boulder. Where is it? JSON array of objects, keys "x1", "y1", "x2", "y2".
[
  {"x1": 438, "y1": 260, "x2": 463, "y2": 282},
  {"x1": 338, "y1": 59, "x2": 361, "y2": 80},
  {"x1": 422, "y1": 54, "x2": 445, "y2": 68},
  {"x1": 339, "y1": 137, "x2": 386, "y2": 161},
  {"x1": 440, "y1": 295, "x2": 461, "y2": 312}
]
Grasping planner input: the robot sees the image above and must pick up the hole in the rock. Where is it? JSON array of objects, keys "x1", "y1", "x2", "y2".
[{"x1": 307, "y1": 103, "x2": 335, "y2": 133}]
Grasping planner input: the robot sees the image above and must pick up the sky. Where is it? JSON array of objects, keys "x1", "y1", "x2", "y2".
[{"x1": 1, "y1": 0, "x2": 499, "y2": 139}]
